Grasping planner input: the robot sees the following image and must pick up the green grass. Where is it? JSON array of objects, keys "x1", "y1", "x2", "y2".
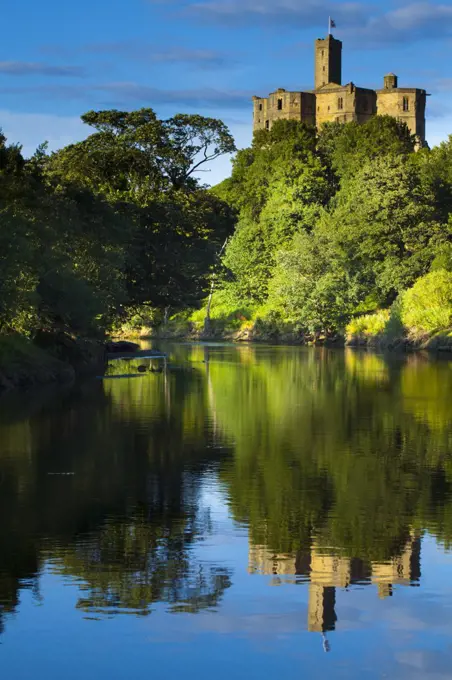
[{"x1": 0, "y1": 334, "x2": 74, "y2": 390}]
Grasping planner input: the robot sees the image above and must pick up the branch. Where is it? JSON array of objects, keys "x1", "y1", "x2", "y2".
[{"x1": 186, "y1": 152, "x2": 222, "y2": 178}]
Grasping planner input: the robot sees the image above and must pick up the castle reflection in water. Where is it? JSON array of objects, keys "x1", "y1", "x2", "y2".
[{"x1": 248, "y1": 532, "x2": 421, "y2": 636}]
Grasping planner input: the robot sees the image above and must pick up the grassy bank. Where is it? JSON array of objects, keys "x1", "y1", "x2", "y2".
[
  {"x1": 116, "y1": 276, "x2": 452, "y2": 353},
  {"x1": 0, "y1": 334, "x2": 106, "y2": 393}
]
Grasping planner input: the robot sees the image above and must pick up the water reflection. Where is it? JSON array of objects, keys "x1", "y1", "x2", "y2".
[
  {"x1": 0, "y1": 369, "x2": 233, "y2": 630},
  {"x1": 0, "y1": 344, "x2": 452, "y2": 657},
  {"x1": 248, "y1": 531, "x2": 421, "y2": 644}
]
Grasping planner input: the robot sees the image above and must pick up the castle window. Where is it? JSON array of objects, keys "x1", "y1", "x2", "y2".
[
  {"x1": 323, "y1": 66, "x2": 325, "y2": 72},
  {"x1": 265, "y1": 120, "x2": 270, "y2": 130},
  {"x1": 403, "y1": 96, "x2": 409, "y2": 112},
  {"x1": 338, "y1": 97, "x2": 344, "y2": 110},
  {"x1": 259, "y1": 103, "x2": 263, "y2": 111},
  {"x1": 277, "y1": 98, "x2": 283, "y2": 110}
]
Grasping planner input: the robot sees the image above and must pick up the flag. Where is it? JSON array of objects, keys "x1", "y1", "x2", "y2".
[{"x1": 330, "y1": 18, "x2": 336, "y2": 28}]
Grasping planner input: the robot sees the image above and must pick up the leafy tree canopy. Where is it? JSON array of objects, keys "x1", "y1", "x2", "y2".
[{"x1": 48, "y1": 108, "x2": 236, "y2": 201}]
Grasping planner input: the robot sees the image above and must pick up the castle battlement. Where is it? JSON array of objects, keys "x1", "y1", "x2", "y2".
[{"x1": 252, "y1": 34, "x2": 427, "y2": 144}]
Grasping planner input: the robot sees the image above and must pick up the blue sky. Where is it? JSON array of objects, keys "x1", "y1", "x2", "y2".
[{"x1": 2, "y1": 0, "x2": 452, "y2": 185}]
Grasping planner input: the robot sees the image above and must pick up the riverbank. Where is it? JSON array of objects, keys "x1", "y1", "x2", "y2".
[
  {"x1": 346, "y1": 329, "x2": 452, "y2": 352},
  {"x1": 0, "y1": 334, "x2": 106, "y2": 393},
  {"x1": 114, "y1": 320, "x2": 318, "y2": 345},
  {"x1": 117, "y1": 320, "x2": 452, "y2": 353}
]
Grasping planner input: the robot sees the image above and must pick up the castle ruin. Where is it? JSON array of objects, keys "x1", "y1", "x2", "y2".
[{"x1": 252, "y1": 34, "x2": 428, "y2": 145}]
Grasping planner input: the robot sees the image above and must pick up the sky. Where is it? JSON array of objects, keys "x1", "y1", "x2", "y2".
[{"x1": 2, "y1": 0, "x2": 452, "y2": 185}]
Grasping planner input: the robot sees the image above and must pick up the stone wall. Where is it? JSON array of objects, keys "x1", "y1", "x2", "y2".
[
  {"x1": 253, "y1": 90, "x2": 315, "y2": 131},
  {"x1": 376, "y1": 88, "x2": 426, "y2": 139}
]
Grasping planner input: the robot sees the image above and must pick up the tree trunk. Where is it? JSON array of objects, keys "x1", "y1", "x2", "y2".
[{"x1": 164, "y1": 306, "x2": 170, "y2": 326}]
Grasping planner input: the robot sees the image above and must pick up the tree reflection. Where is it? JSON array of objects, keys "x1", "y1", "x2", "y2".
[
  {"x1": 1, "y1": 345, "x2": 452, "y2": 638},
  {"x1": 0, "y1": 369, "x2": 232, "y2": 628}
]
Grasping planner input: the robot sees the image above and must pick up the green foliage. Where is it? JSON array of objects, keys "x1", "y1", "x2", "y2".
[
  {"x1": 266, "y1": 232, "x2": 359, "y2": 334},
  {"x1": 401, "y1": 270, "x2": 452, "y2": 333},
  {"x1": 0, "y1": 133, "x2": 127, "y2": 338},
  {"x1": 222, "y1": 218, "x2": 272, "y2": 304},
  {"x1": 322, "y1": 154, "x2": 446, "y2": 303},
  {"x1": 49, "y1": 108, "x2": 236, "y2": 200},
  {"x1": 213, "y1": 115, "x2": 452, "y2": 339},
  {"x1": 320, "y1": 115, "x2": 415, "y2": 179},
  {"x1": 3, "y1": 106, "x2": 452, "y2": 346},
  {"x1": 46, "y1": 109, "x2": 236, "y2": 314},
  {"x1": 411, "y1": 135, "x2": 452, "y2": 223},
  {"x1": 215, "y1": 120, "x2": 319, "y2": 220},
  {"x1": 431, "y1": 240, "x2": 452, "y2": 272},
  {"x1": 346, "y1": 310, "x2": 391, "y2": 337},
  {"x1": 0, "y1": 109, "x2": 235, "y2": 345},
  {"x1": 190, "y1": 294, "x2": 256, "y2": 333}
]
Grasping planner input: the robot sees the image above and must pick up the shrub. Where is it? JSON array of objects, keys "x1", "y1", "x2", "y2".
[
  {"x1": 401, "y1": 269, "x2": 452, "y2": 333},
  {"x1": 189, "y1": 289, "x2": 257, "y2": 332},
  {"x1": 346, "y1": 310, "x2": 390, "y2": 338}
]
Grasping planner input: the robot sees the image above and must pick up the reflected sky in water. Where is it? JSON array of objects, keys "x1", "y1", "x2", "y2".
[{"x1": 1, "y1": 343, "x2": 452, "y2": 679}]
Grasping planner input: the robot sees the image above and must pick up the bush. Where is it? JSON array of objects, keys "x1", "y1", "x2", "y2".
[
  {"x1": 401, "y1": 269, "x2": 452, "y2": 333},
  {"x1": 189, "y1": 289, "x2": 257, "y2": 332},
  {"x1": 346, "y1": 310, "x2": 391, "y2": 338}
]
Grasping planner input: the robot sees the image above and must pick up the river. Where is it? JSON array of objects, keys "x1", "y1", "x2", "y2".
[{"x1": 1, "y1": 342, "x2": 452, "y2": 678}]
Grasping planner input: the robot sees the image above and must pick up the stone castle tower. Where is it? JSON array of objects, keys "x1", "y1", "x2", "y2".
[{"x1": 252, "y1": 33, "x2": 428, "y2": 144}]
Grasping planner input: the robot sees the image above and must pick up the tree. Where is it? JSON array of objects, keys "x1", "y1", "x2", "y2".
[
  {"x1": 160, "y1": 113, "x2": 236, "y2": 189},
  {"x1": 44, "y1": 109, "x2": 237, "y2": 316},
  {"x1": 321, "y1": 154, "x2": 447, "y2": 305},
  {"x1": 267, "y1": 231, "x2": 359, "y2": 334},
  {"x1": 48, "y1": 109, "x2": 236, "y2": 200},
  {"x1": 411, "y1": 135, "x2": 452, "y2": 223},
  {"x1": 318, "y1": 115, "x2": 415, "y2": 179},
  {"x1": 124, "y1": 191, "x2": 235, "y2": 312},
  {"x1": 214, "y1": 120, "x2": 319, "y2": 220},
  {"x1": 221, "y1": 218, "x2": 272, "y2": 304}
]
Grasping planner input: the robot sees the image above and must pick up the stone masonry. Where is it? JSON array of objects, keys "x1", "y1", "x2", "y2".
[{"x1": 252, "y1": 34, "x2": 428, "y2": 145}]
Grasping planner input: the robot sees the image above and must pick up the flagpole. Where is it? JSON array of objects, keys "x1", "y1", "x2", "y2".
[{"x1": 328, "y1": 16, "x2": 331, "y2": 35}]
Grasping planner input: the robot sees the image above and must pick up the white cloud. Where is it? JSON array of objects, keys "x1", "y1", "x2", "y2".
[
  {"x1": 340, "y1": 2, "x2": 452, "y2": 47},
  {"x1": 177, "y1": 0, "x2": 452, "y2": 48}
]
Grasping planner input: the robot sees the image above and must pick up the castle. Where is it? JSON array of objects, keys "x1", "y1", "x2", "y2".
[{"x1": 252, "y1": 33, "x2": 428, "y2": 145}]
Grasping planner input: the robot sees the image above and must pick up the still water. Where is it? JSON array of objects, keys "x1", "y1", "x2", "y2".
[{"x1": 1, "y1": 343, "x2": 452, "y2": 679}]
